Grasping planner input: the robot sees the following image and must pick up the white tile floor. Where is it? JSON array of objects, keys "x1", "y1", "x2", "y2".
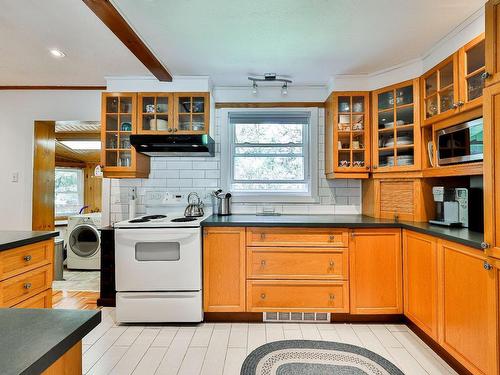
[{"x1": 82, "y1": 308, "x2": 458, "y2": 375}]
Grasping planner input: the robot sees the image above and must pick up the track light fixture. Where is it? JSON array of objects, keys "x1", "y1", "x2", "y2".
[{"x1": 248, "y1": 73, "x2": 292, "y2": 96}]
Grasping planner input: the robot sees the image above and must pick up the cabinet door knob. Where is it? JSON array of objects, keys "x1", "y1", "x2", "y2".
[
  {"x1": 260, "y1": 293, "x2": 266, "y2": 300},
  {"x1": 329, "y1": 293, "x2": 335, "y2": 301},
  {"x1": 484, "y1": 261, "x2": 493, "y2": 271},
  {"x1": 457, "y1": 101, "x2": 465, "y2": 107},
  {"x1": 329, "y1": 235, "x2": 335, "y2": 241},
  {"x1": 260, "y1": 259, "x2": 266, "y2": 267},
  {"x1": 167, "y1": 128, "x2": 173, "y2": 132},
  {"x1": 481, "y1": 242, "x2": 490, "y2": 250},
  {"x1": 23, "y1": 255, "x2": 32, "y2": 262},
  {"x1": 452, "y1": 102, "x2": 459, "y2": 109},
  {"x1": 173, "y1": 128, "x2": 178, "y2": 132},
  {"x1": 23, "y1": 283, "x2": 32, "y2": 290},
  {"x1": 373, "y1": 165, "x2": 378, "y2": 169},
  {"x1": 260, "y1": 233, "x2": 266, "y2": 240},
  {"x1": 481, "y1": 71, "x2": 491, "y2": 80},
  {"x1": 329, "y1": 260, "x2": 335, "y2": 269}
]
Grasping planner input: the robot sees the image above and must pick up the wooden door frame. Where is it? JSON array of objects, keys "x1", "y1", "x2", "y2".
[{"x1": 32, "y1": 121, "x2": 56, "y2": 231}]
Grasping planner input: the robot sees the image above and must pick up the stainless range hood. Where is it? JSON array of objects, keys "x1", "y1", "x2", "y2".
[{"x1": 130, "y1": 134, "x2": 215, "y2": 157}]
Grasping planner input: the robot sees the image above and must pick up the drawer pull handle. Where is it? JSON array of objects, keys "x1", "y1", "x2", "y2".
[
  {"x1": 329, "y1": 293, "x2": 335, "y2": 301},
  {"x1": 260, "y1": 293, "x2": 266, "y2": 300},
  {"x1": 329, "y1": 235, "x2": 335, "y2": 241},
  {"x1": 329, "y1": 260, "x2": 335, "y2": 269},
  {"x1": 260, "y1": 233, "x2": 266, "y2": 240},
  {"x1": 260, "y1": 260, "x2": 266, "y2": 267},
  {"x1": 484, "y1": 261, "x2": 493, "y2": 271},
  {"x1": 23, "y1": 283, "x2": 32, "y2": 290},
  {"x1": 23, "y1": 255, "x2": 32, "y2": 262}
]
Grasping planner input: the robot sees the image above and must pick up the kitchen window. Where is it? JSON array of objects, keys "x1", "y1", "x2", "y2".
[
  {"x1": 222, "y1": 109, "x2": 318, "y2": 202},
  {"x1": 55, "y1": 167, "x2": 84, "y2": 218}
]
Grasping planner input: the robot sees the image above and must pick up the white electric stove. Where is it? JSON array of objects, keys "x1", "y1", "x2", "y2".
[{"x1": 114, "y1": 191, "x2": 210, "y2": 323}]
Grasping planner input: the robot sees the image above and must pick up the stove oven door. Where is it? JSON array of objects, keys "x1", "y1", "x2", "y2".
[{"x1": 115, "y1": 227, "x2": 201, "y2": 291}]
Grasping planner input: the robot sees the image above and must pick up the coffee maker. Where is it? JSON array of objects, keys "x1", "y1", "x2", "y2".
[{"x1": 429, "y1": 187, "x2": 469, "y2": 227}]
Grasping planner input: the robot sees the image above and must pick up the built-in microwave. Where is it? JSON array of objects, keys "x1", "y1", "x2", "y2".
[{"x1": 437, "y1": 117, "x2": 483, "y2": 166}]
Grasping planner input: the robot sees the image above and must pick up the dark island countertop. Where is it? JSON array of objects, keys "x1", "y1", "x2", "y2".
[
  {"x1": 0, "y1": 230, "x2": 59, "y2": 252},
  {"x1": 201, "y1": 214, "x2": 484, "y2": 249},
  {"x1": 0, "y1": 308, "x2": 101, "y2": 375}
]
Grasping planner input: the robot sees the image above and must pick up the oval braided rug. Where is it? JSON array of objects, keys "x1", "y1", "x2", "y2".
[{"x1": 241, "y1": 340, "x2": 404, "y2": 375}]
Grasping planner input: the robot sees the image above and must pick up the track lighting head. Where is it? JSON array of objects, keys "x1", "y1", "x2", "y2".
[
  {"x1": 248, "y1": 74, "x2": 292, "y2": 96},
  {"x1": 252, "y1": 81, "x2": 258, "y2": 95},
  {"x1": 281, "y1": 83, "x2": 288, "y2": 96}
]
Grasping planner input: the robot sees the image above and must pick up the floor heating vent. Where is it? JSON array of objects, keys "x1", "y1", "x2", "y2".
[{"x1": 263, "y1": 312, "x2": 331, "y2": 323}]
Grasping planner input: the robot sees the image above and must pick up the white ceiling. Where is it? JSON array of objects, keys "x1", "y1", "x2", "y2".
[
  {"x1": 0, "y1": 0, "x2": 148, "y2": 85},
  {"x1": 0, "y1": 0, "x2": 486, "y2": 86}
]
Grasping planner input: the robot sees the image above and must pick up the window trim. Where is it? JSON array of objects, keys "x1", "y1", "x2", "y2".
[
  {"x1": 220, "y1": 108, "x2": 319, "y2": 203},
  {"x1": 54, "y1": 167, "x2": 85, "y2": 218}
]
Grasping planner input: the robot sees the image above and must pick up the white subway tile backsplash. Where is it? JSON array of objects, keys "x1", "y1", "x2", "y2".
[{"x1": 109, "y1": 109, "x2": 361, "y2": 222}]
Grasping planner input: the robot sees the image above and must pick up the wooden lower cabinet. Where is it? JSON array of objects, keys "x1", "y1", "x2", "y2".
[
  {"x1": 349, "y1": 228, "x2": 402, "y2": 314},
  {"x1": 42, "y1": 341, "x2": 82, "y2": 375},
  {"x1": 439, "y1": 240, "x2": 497, "y2": 375},
  {"x1": 12, "y1": 288, "x2": 52, "y2": 308},
  {"x1": 246, "y1": 280, "x2": 349, "y2": 312},
  {"x1": 403, "y1": 230, "x2": 438, "y2": 340},
  {"x1": 247, "y1": 227, "x2": 348, "y2": 248},
  {"x1": 0, "y1": 264, "x2": 52, "y2": 307},
  {"x1": 203, "y1": 227, "x2": 246, "y2": 312},
  {"x1": 247, "y1": 247, "x2": 348, "y2": 280}
]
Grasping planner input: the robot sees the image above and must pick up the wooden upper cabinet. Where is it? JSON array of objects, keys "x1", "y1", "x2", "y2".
[
  {"x1": 483, "y1": 82, "x2": 500, "y2": 262},
  {"x1": 421, "y1": 55, "x2": 460, "y2": 125},
  {"x1": 372, "y1": 79, "x2": 421, "y2": 172},
  {"x1": 137, "y1": 93, "x2": 174, "y2": 134},
  {"x1": 101, "y1": 92, "x2": 150, "y2": 178},
  {"x1": 485, "y1": 0, "x2": 500, "y2": 87},
  {"x1": 349, "y1": 228, "x2": 402, "y2": 314},
  {"x1": 459, "y1": 34, "x2": 486, "y2": 112},
  {"x1": 403, "y1": 230, "x2": 438, "y2": 340},
  {"x1": 325, "y1": 92, "x2": 370, "y2": 178},
  {"x1": 173, "y1": 92, "x2": 210, "y2": 134},
  {"x1": 422, "y1": 34, "x2": 485, "y2": 125},
  {"x1": 203, "y1": 227, "x2": 246, "y2": 312}
]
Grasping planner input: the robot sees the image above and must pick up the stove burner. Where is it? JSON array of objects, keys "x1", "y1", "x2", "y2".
[
  {"x1": 171, "y1": 217, "x2": 197, "y2": 222},
  {"x1": 142, "y1": 215, "x2": 167, "y2": 220},
  {"x1": 129, "y1": 218, "x2": 150, "y2": 223}
]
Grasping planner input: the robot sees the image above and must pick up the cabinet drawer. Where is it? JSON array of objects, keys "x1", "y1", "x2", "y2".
[
  {"x1": 12, "y1": 289, "x2": 52, "y2": 309},
  {"x1": 246, "y1": 280, "x2": 349, "y2": 312},
  {"x1": 0, "y1": 265, "x2": 52, "y2": 307},
  {"x1": 247, "y1": 228, "x2": 348, "y2": 247},
  {"x1": 247, "y1": 247, "x2": 348, "y2": 280},
  {"x1": 0, "y1": 240, "x2": 53, "y2": 281}
]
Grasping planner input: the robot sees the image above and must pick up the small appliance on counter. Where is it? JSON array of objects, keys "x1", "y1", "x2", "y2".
[
  {"x1": 212, "y1": 189, "x2": 232, "y2": 216},
  {"x1": 429, "y1": 187, "x2": 468, "y2": 227},
  {"x1": 184, "y1": 192, "x2": 204, "y2": 218}
]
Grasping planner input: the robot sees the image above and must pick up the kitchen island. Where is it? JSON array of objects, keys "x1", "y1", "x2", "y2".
[{"x1": 0, "y1": 308, "x2": 101, "y2": 375}]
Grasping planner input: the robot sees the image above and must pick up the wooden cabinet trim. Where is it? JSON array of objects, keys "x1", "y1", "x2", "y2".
[
  {"x1": 246, "y1": 227, "x2": 349, "y2": 247},
  {"x1": 12, "y1": 288, "x2": 52, "y2": 309},
  {"x1": 137, "y1": 92, "x2": 174, "y2": 134}
]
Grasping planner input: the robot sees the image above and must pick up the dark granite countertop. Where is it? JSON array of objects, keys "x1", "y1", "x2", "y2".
[
  {"x1": 0, "y1": 308, "x2": 101, "y2": 375},
  {"x1": 201, "y1": 214, "x2": 484, "y2": 249},
  {"x1": 0, "y1": 231, "x2": 59, "y2": 252}
]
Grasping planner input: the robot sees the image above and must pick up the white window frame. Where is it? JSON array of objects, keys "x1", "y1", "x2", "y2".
[
  {"x1": 54, "y1": 167, "x2": 84, "y2": 218},
  {"x1": 220, "y1": 107, "x2": 319, "y2": 203}
]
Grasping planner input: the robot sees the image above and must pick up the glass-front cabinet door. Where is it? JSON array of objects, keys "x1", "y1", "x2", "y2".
[
  {"x1": 373, "y1": 79, "x2": 420, "y2": 172},
  {"x1": 101, "y1": 92, "x2": 149, "y2": 178},
  {"x1": 173, "y1": 92, "x2": 210, "y2": 134},
  {"x1": 137, "y1": 93, "x2": 173, "y2": 133},
  {"x1": 422, "y1": 55, "x2": 460, "y2": 125},
  {"x1": 332, "y1": 92, "x2": 370, "y2": 176},
  {"x1": 459, "y1": 34, "x2": 486, "y2": 112}
]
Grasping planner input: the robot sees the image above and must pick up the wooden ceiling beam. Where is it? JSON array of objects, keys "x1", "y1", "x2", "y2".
[{"x1": 83, "y1": 0, "x2": 172, "y2": 82}]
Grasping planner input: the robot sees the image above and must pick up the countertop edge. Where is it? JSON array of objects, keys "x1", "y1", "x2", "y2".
[
  {"x1": 21, "y1": 310, "x2": 101, "y2": 375},
  {"x1": 0, "y1": 231, "x2": 59, "y2": 252},
  {"x1": 200, "y1": 216, "x2": 483, "y2": 249}
]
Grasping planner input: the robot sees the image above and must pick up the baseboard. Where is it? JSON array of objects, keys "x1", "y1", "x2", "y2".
[
  {"x1": 97, "y1": 297, "x2": 116, "y2": 307},
  {"x1": 404, "y1": 317, "x2": 472, "y2": 375}
]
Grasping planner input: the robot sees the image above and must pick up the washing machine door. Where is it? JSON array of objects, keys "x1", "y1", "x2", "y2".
[{"x1": 69, "y1": 224, "x2": 100, "y2": 258}]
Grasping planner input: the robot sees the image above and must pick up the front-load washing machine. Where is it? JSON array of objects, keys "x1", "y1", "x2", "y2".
[{"x1": 65, "y1": 213, "x2": 101, "y2": 270}]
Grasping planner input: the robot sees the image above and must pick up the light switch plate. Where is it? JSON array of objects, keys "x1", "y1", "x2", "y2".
[{"x1": 11, "y1": 172, "x2": 19, "y2": 183}]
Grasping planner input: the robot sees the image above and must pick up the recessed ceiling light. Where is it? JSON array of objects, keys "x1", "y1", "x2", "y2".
[
  {"x1": 61, "y1": 141, "x2": 101, "y2": 150},
  {"x1": 49, "y1": 49, "x2": 66, "y2": 58}
]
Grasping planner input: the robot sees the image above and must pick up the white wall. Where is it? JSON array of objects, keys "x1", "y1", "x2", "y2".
[{"x1": 0, "y1": 90, "x2": 101, "y2": 230}]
